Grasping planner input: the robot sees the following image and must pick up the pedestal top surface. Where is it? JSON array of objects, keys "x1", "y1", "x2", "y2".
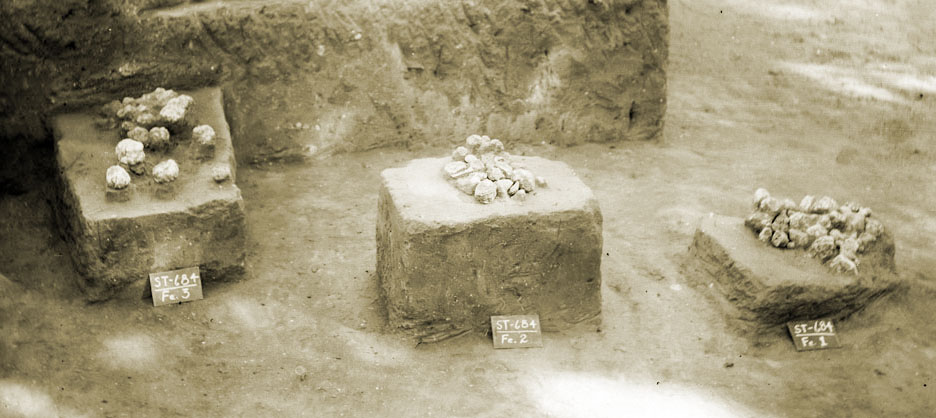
[
  {"x1": 381, "y1": 157, "x2": 597, "y2": 226},
  {"x1": 699, "y1": 214, "x2": 888, "y2": 289},
  {"x1": 54, "y1": 88, "x2": 240, "y2": 221}
]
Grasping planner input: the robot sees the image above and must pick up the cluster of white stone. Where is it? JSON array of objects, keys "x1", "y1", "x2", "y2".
[
  {"x1": 745, "y1": 188, "x2": 884, "y2": 274},
  {"x1": 100, "y1": 88, "x2": 224, "y2": 192},
  {"x1": 442, "y1": 135, "x2": 546, "y2": 204},
  {"x1": 100, "y1": 87, "x2": 193, "y2": 136}
]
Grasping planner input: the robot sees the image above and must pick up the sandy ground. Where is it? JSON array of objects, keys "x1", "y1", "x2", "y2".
[{"x1": 2, "y1": 0, "x2": 936, "y2": 416}]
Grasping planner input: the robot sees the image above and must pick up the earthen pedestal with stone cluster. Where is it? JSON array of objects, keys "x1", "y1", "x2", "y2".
[
  {"x1": 377, "y1": 157, "x2": 602, "y2": 335},
  {"x1": 54, "y1": 88, "x2": 245, "y2": 301}
]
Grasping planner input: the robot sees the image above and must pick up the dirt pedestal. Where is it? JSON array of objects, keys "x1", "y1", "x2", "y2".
[
  {"x1": 377, "y1": 157, "x2": 603, "y2": 335},
  {"x1": 53, "y1": 88, "x2": 246, "y2": 301},
  {"x1": 688, "y1": 214, "x2": 902, "y2": 326}
]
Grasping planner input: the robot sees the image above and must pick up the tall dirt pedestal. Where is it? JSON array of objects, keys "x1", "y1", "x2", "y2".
[
  {"x1": 53, "y1": 88, "x2": 246, "y2": 301},
  {"x1": 377, "y1": 157, "x2": 602, "y2": 336},
  {"x1": 688, "y1": 214, "x2": 902, "y2": 327}
]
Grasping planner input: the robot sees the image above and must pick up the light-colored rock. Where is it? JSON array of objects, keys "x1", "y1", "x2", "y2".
[
  {"x1": 512, "y1": 188, "x2": 527, "y2": 201},
  {"x1": 771, "y1": 230, "x2": 789, "y2": 248},
  {"x1": 105, "y1": 165, "x2": 131, "y2": 190},
  {"x1": 806, "y1": 224, "x2": 828, "y2": 239},
  {"x1": 148, "y1": 126, "x2": 171, "y2": 149},
  {"x1": 754, "y1": 188, "x2": 771, "y2": 208},
  {"x1": 799, "y1": 195, "x2": 815, "y2": 212},
  {"x1": 485, "y1": 166, "x2": 505, "y2": 181},
  {"x1": 744, "y1": 212, "x2": 773, "y2": 232},
  {"x1": 115, "y1": 138, "x2": 145, "y2": 166},
  {"x1": 788, "y1": 228, "x2": 811, "y2": 248},
  {"x1": 128, "y1": 126, "x2": 149, "y2": 144},
  {"x1": 495, "y1": 179, "x2": 513, "y2": 198},
  {"x1": 865, "y1": 218, "x2": 884, "y2": 236},
  {"x1": 828, "y1": 254, "x2": 858, "y2": 274},
  {"x1": 758, "y1": 227, "x2": 773, "y2": 243},
  {"x1": 811, "y1": 196, "x2": 837, "y2": 214},
  {"x1": 193, "y1": 124, "x2": 216, "y2": 145},
  {"x1": 153, "y1": 159, "x2": 179, "y2": 184},
  {"x1": 452, "y1": 146, "x2": 469, "y2": 161},
  {"x1": 473, "y1": 179, "x2": 497, "y2": 204},
  {"x1": 508, "y1": 180, "x2": 520, "y2": 196},
  {"x1": 807, "y1": 235, "x2": 837, "y2": 260},
  {"x1": 455, "y1": 172, "x2": 486, "y2": 195},
  {"x1": 513, "y1": 168, "x2": 535, "y2": 192},
  {"x1": 211, "y1": 165, "x2": 231, "y2": 183}
]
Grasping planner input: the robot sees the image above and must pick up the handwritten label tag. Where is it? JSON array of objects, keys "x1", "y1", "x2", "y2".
[
  {"x1": 149, "y1": 266, "x2": 203, "y2": 306},
  {"x1": 491, "y1": 315, "x2": 543, "y2": 349},
  {"x1": 787, "y1": 318, "x2": 841, "y2": 351}
]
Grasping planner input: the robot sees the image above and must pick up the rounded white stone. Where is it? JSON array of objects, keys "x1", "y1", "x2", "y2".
[
  {"x1": 153, "y1": 159, "x2": 180, "y2": 184},
  {"x1": 105, "y1": 165, "x2": 131, "y2": 190}
]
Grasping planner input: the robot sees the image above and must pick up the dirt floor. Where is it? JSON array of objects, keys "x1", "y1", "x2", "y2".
[{"x1": 2, "y1": 0, "x2": 936, "y2": 416}]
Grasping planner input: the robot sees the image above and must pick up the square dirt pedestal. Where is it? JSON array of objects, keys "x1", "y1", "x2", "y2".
[
  {"x1": 54, "y1": 88, "x2": 246, "y2": 301},
  {"x1": 688, "y1": 214, "x2": 902, "y2": 327},
  {"x1": 377, "y1": 157, "x2": 602, "y2": 334}
]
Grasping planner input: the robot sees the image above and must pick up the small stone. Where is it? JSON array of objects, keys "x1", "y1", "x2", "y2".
[
  {"x1": 455, "y1": 172, "x2": 485, "y2": 195},
  {"x1": 744, "y1": 212, "x2": 773, "y2": 233},
  {"x1": 148, "y1": 126, "x2": 171, "y2": 149},
  {"x1": 535, "y1": 176, "x2": 548, "y2": 188},
  {"x1": 828, "y1": 254, "x2": 858, "y2": 274},
  {"x1": 115, "y1": 139, "x2": 145, "y2": 166},
  {"x1": 865, "y1": 218, "x2": 884, "y2": 237},
  {"x1": 799, "y1": 195, "x2": 815, "y2": 212},
  {"x1": 495, "y1": 161, "x2": 514, "y2": 179},
  {"x1": 818, "y1": 214, "x2": 832, "y2": 229},
  {"x1": 829, "y1": 229, "x2": 846, "y2": 244},
  {"x1": 486, "y1": 166, "x2": 505, "y2": 181},
  {"x1": 811, "y1": 196, "x2": 837, "y2": 214},
  {"x1": 839, "y1": 237, "x2": 860, "y2": 259},
  {"x1": 119, "y1": 121, "x2": 138, "y2": 136},
  {"x1": 159, "y1": 95, "x2": 194, "y2": 125},
  {"x1": 758, "y1": 197, "x2": 782, "y2": 215},
  {"x1": 857, "y1": 232, "x2": 876, "y2": 252},
  {"x1": 135, "y1": 112, "x2": 156, "y2": 127},
  {"x1": 153, "y1": 159, "x2": 179, "y2": 184},
  {"x1": 211, "y1": 165, "x2": 231, "y2": 183},
  {"x1": 513, "y1": 168, "x2": 536, "y2": 192},
  {"x1": 474, "y1": 179, "x2": 497, "y2": 204},
  {"x1": 490, "y1": 139, "x2": 505, "y2": 152},
  {"x1": 788, "y1": 212, "x2": 810, "y2": 230},
  {"x1": 443, "y1": 161, "x2": 470, "y2": 178},
  {"x1": 105, "y1": 165, "x2": 131, "y2": 190},
  {"x1": 758, "y1": 227, "x2": 773, "y2": 243},
  {"x1": 771, "y1": 212, "x2": 790, "y2": 233},
  {"x1": 465, "y1": 134, "x2": 483, "y2": 148},
  {"x1": 770, "y1": 230, "x2": 789, "y2": 248},
  {"x1": 829, "y1": 210, "x2": 847, "y2": 228},
  {"x1": 464, "y1": 154, "x2": 484, "y2": 172},
  {"x1": 508, "y1": 181, "x2": 520, "y2": 196},
  {"x1": 193, "y1": 125, "x2": 216, "y2": 145},
  {"x1": 127, "y1": 126, "x2": 149, "y2": 144},
  {"x1": 788, "y1": 228, "x2": 811, "y2": 248},
  {"x1": 806, "y1": 224, "x2": 828, "y2": 239},
  {"x1": 495, "y1": 179, "x2": 513, "y2": 198},
  {"x1": 753, "y1": 188, "x2": 771, "y2": 208},
  {"x1": 452, "y1": 146, "x2": 470, "y2": 161},
  {"x1": 843, "y1": 212, "x2": 866, "y2": 234},
  {"x1": 807, "y1": 236, "x2": 837, "y2": 260},
  {"x1": 780, "y1": 199, "x2": 798, "y2": 211},
  {"x1": 512, "y1": 189, "x2": 527, "y2": 201}
]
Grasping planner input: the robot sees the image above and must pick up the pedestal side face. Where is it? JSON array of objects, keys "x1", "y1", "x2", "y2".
[
  {"x1": 377, "y1": 157, "x2": 602, "y2": 332},
  {"x1": 53, "y1": 88, "x2": 246, "y2": 300}
]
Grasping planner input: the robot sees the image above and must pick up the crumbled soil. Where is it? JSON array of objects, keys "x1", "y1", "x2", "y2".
[{"x1": 2, "y1": 0, "x2": 935, "y2": 416}]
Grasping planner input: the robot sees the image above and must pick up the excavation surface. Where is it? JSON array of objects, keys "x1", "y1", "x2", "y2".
[{"x1": 2, "y1": 0, "x2": 936, "y2": 416}]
